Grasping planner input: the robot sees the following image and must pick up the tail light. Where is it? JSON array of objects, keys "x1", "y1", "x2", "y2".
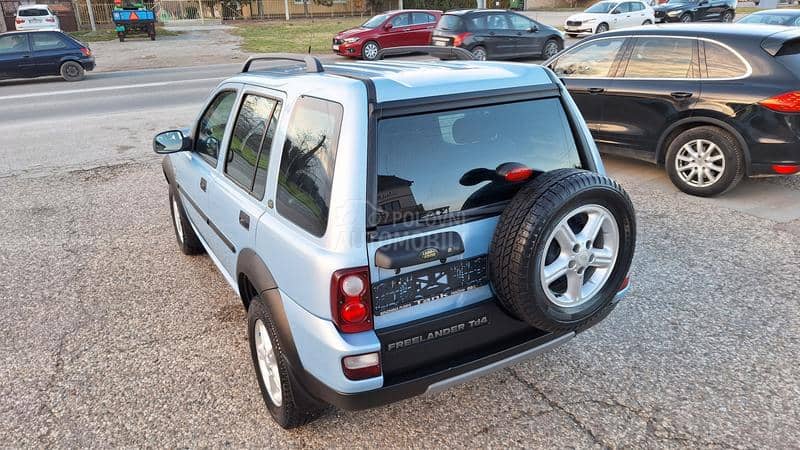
[
  {"x1": 759, "y1": 91, "x2": 800, "y2": 113},
  {"x1": 452, "y1": 32, "x2": 472, "y2": 48},
  {"x1": 772, "y1": 164, "x2": 800, "y2": 175},
  {"x1": 114, "y1": 0, "x2": 122, "y2": 5},
  {"x1": 331, "y1": 267, "x2": 373, "y2": 333},
  {"x1": 45, "y1": 16, "x2": 55, "y2": 22},
  {"x1": 15, "y1": 18, "x2": 24, "y2": 24},
  {"x1": 80, "y1": 47, "x2": 92, "y2": 57},
  {"x1": 342, "y1": 352, "x2": 381, "y2": 380}
]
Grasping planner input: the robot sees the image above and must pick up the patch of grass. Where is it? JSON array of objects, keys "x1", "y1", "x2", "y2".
[
  {"x1": 69, "y1": 27, "x2": 181, "y2": 42},
  {"x1": 233, "y1": 17, "x2": 366, "y2": 54}
]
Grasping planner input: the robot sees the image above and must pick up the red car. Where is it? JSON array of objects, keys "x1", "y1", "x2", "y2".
[{"x1": 332, "y1": 9, "x2": 442, "y2": 60}]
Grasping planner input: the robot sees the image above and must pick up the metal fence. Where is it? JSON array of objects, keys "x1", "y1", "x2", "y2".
[{"x1": 74, "y1": 0, "x2": 405, "y2": 26}]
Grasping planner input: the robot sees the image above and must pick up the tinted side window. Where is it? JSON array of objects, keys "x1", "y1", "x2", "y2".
[
  {"x1": 253, "y1": 103, "x2": 281, "y2": 199},
  {"x1": 624, "y1": 37, "x2": 693, "y2": 78},
  {"x1": 196, "y1": 91, "x2": 237, "y2": 165},
  {"x1": 276, "y1": 97, "x2": 343, "y2": 237},
  {"x1": 391, "y1": 13, "x2": 410, "y2": 27},
  {"x1": 225, "y1": 95, "x2": 279, "y2": 196},
  {"x1": 615, "y1": 3, "x2": 632, "y2": 13},
  {"x1": 509, "y1": 14, "x2": 533, "y2": 31},
  {"x1": 631, "y1": 2, "x2": 644, "y2": 11},
  {"x1": 486, "y1": 13, "x2": 511, "y2": 29},
  {"x1": 704, "y1": 41, "x2": 748, "y2": 79},
  {"x1": 467, "y1": 14, "x2": 487, "y2": 31},
  {"x1": 552, "y1": 38, "x2": 625, "y2": 78},
  {"x1": 412, "y1": 12, "x2": 435, "y2": 24},
  {"x1": 0, "y1": 35, "x2": 29, "y2": 54},
  {"x1": 376, "y1": 98, "x2": 581, "y2": 226},
  {"x1": 31, "y1": 33, "x2": 69, "y2": 51}
]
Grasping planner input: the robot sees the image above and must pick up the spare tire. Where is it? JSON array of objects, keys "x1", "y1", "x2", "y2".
[{"x1": 489, "y1": 169, "x2": 636, "y2": 333}]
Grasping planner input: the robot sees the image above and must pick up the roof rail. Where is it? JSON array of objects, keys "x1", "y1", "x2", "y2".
[
  {"x1": 242, "y1": 54, "x2": 325, "y2": 73},
  {"x1": 376, "y1": 46, "x2": 476, "y2": 61}
]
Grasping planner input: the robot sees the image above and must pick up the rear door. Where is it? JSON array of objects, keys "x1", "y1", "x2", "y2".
[
  {"x1": 549, "y1": 36, "x2": 629, "y2": 135},
  {"x1": 409, "y1": 12, "x2": 438, "y2": 45},
  {"x1": 483, "y1": 12, "x2": 516, "y2": 57},
  {"x1": 0, "y1": 34, "x2": 32, "y2": 78},
  {"x1": 508, "y1": 13, "x2": 542, "y2": 57},
  {"x1": 366, "y1": 96, "x2": 585, "y2": 329},
  {"x1": 601, "y1": 36, "x2": 700, "y2": 160},
  {"x1": 609, "y1": 2, "x2": 635, "y2": 29},
  {"x1": 29, "y1": 32, "x2": 73, "y2": 76},
  {"x1": 172, "y1": 87, "x2": 239, "y2": 262},
  {"x1": 206, "y1": 88, "x2": 282, "y2": 277}
]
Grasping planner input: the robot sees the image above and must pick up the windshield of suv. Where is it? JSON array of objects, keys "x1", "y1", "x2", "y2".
[
  {"x1": 375, "y1": 98, "x2": 582, "y2": 227},
  {"x1": 362, "y1": 13, "x2": 389, "y2": 28},
  {"x1": 584, "y1": 2, "x2": 617, "y2": 13}
]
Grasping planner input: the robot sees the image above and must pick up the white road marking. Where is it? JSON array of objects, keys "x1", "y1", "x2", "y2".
[{"x1": 0, "y1": 77, "x2": 225, "y2": 101}]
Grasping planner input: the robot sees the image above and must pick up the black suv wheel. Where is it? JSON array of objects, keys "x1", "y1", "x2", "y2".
[{"x1": 665, "y1": 126, "x2": 745, "y2": 197}]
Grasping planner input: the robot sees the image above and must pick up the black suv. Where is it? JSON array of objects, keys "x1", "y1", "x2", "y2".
[
  {"x1": 653, "y1": 0, "x2": 736, "y2": 23},
  {"x1": 431, "y1": 9, "x2": 563, "y2": 61},
  {"x1": 546, "y1": 24, "x2": 800, "y2": 196}
]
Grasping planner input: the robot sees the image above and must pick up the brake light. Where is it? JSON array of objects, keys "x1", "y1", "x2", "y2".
[
  {"x1": 15, "y1": 18, "x2": 24, "y2": 24},
  {"x1": 772, "y1": 164, "x2": 800, "y2": 175},
  {"x1": 114, "y1": 0, "x2": 122, "y2": 4},
  {"x1": 760, "y1": 91, "x2": 800, "y2": 113},
  {"x1": 504, "y1": 167, "x2": 533, "y2": 182},
  {"x1": 80, "y1": 47, "x2": 92, "y2": 57},
  {"x1": 452, "y1": 32, "x2": 471, "y2": 48},
  {"x1": 331, "y1": 267, "x2": 373, "y2": 333},
  {"x1": 342, "y1": 352, "x2": 381, "y2": 380},
  {"x1": 45, "y1": 17, "x2": 55, "y2": 22}
]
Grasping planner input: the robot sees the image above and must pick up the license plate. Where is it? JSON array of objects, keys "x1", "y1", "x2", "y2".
[
  {"x1": 332, "y1": 45, "x2": 339, "y2": 51},
  {"x1": 434, "y1": 40, "x2": 447, "y2": 47},
  {"x1": 29, "y1": 18, "x2": 41, "y2": 22}
]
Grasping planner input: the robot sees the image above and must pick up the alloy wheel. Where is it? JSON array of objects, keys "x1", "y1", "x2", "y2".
[
  {"x1": 544, "y1": 41, "x2": 559, "y2": 58},
  {"x1": 363, "y1": 42, "x2": 379, "y2": 60},
  {"x1": 675, "y1": 139, "x2": 725, "y2": 188},
  {"x1": 255, "y1": 319, "x2": 283, "y2": 407},
  {"x1": 472, "y1": 47, "x2": 487, "y2": 61},
  {"x1": 540, "y1": 205, "x2": 619, "y2": 308}
]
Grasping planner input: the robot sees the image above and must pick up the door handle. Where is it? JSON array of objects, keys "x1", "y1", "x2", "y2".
[
  {"x1": 239, "y1": 211, "x2": 250, "y2": 230},
  {"x1": 670, "y1": 91, "x2": 693, "y2": 99},
  {"x1": 587, "y1": 87, "x2": 605, "y2": 94},
  {"x1": 200, "y1": 177, "x2": 207, "y2": 192}
]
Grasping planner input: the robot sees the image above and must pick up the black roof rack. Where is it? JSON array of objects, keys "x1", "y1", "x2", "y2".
[
  {"x1": 376, "y1": 46, "x2": 476, "y2": 61},
  {"x1": 242, "y1": 54, "x2": 324, "y2": 73}
]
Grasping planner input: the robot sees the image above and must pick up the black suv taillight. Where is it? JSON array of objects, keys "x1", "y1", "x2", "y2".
[{"x1": 331, "y1": 267, "x2": 373, "y2": 333}]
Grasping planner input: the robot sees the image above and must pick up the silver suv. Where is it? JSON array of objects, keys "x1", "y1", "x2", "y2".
[{"x1": 154, "y1": 51, "x2": 637, "y2": 428}]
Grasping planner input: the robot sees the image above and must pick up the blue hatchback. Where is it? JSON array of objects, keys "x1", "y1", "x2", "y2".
[{"x1": 0, "y1": 30, "x2": 95, "y2": 81}]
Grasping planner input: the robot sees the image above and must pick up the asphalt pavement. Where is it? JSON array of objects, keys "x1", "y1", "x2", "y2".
[{"x1": 1, "y1": 61, "x2": 799, "y2": 448}]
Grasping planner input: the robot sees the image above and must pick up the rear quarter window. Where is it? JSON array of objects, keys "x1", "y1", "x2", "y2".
[
  {"x1": 703, "y1": 41, "x2": 748, "y2": 79},
  {"x1": 276, "y1": 97, "x2": 343, "y2": 237},
  {"x1": 375, "y1": 98, "x2": 581, "y2": 227}
]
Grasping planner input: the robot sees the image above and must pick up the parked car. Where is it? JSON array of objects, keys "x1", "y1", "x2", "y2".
[
  {"x1": 0, "y1": 31, "x2": 94, "y2": 81},
  {"x1": 15, "y1": 4, "x2": 60, "y2": 31},
  {"x1": 153, "y1": 51, "x2": 637, "y2": 428},
  {"x1": 737, "y1": 8, "x2": 800, "y2": 26},
  {"x1": 332, "y1": 9, "x2": 442, "y2": 60},
  {"x1": 653, "y1": 0, "x2": 735, "y2": 23},
  {"x1": 564, "y1": 0, "x2": 655, "y2": 37},
  {"x1": 431, "y1": 9, "x2": 563, "y2": 60},
  {"x1": 545, "y1": 24, "x2": 800, "y2": 196}
]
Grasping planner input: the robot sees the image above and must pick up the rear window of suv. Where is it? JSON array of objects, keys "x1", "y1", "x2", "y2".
[
  {"x1": 375, "y1": 98, "x2": 581, "y2": 227},
  {"x1": 436, "y1": 14, "x2": 464, "y2": 31},
  {"x1": 18, "y1": 8, "x2": 49, "y2": 16}
]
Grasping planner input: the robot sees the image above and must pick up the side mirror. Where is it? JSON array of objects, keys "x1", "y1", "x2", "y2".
[
  {"x1": 153, "y1": 130, "x2": 190, "y2": 154},
  {"x1": 529, "y1": 25, "x2": 539, "y2": 32},
  {"x1": 384, "y1": 22, "x2": 393, "y2": 30},
  {"x1": 611, "y1": 9, "x2": 621, "y2": 14}
]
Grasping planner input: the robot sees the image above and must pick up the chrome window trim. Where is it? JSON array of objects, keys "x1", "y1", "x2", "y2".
[{"x1": 547, "y1": 34, "x2": 752, "y2": 81}]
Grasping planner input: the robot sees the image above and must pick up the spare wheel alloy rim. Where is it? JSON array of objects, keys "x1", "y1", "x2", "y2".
[
  {"x1": 675, "y1": 138, "x2": 725, "y2": 188},
  {"x1": 540, "y1": 204, "x2": 619, "y2": 308},
  {"x1": 255, "y1": 319, "x2": 282, "y2": 407}
]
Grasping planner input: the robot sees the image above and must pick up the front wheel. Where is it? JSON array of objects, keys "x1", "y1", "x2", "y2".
[
  {"x1": 361, "y1": 40, "x2": 380, "y2": 61},
  {"x1": 665, "y1": 126, "x2": 745, "y2": 197},
  {"x1": 642, "y1": 19, "x2": 652, "y2": 25},
  {"x1": 680, "y1": 13, "x2": 692, "y2": 22},
  {"x1": 247, "y1": 295, "x2": 329, "y2": 428},
  {"x1": 721, "y1": 10, "x2": 734, "y2": 22},
  {"x1": 541, "y1": 38, "x2": 561, "y2": 59},
  {"x1": 471, "y1": 45, "x2": 488, "y2": 61},
  {"x1": 595, "y1": 23, "x2": 609, "y2": 33},
  {"x1": 59, "y1": 61, "x2": 85, "y2": 82}
]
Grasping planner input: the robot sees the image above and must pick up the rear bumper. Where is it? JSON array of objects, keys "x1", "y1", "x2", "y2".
[{"x1": 80, "y1": 57, "x2": 96, "y2": 71}]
